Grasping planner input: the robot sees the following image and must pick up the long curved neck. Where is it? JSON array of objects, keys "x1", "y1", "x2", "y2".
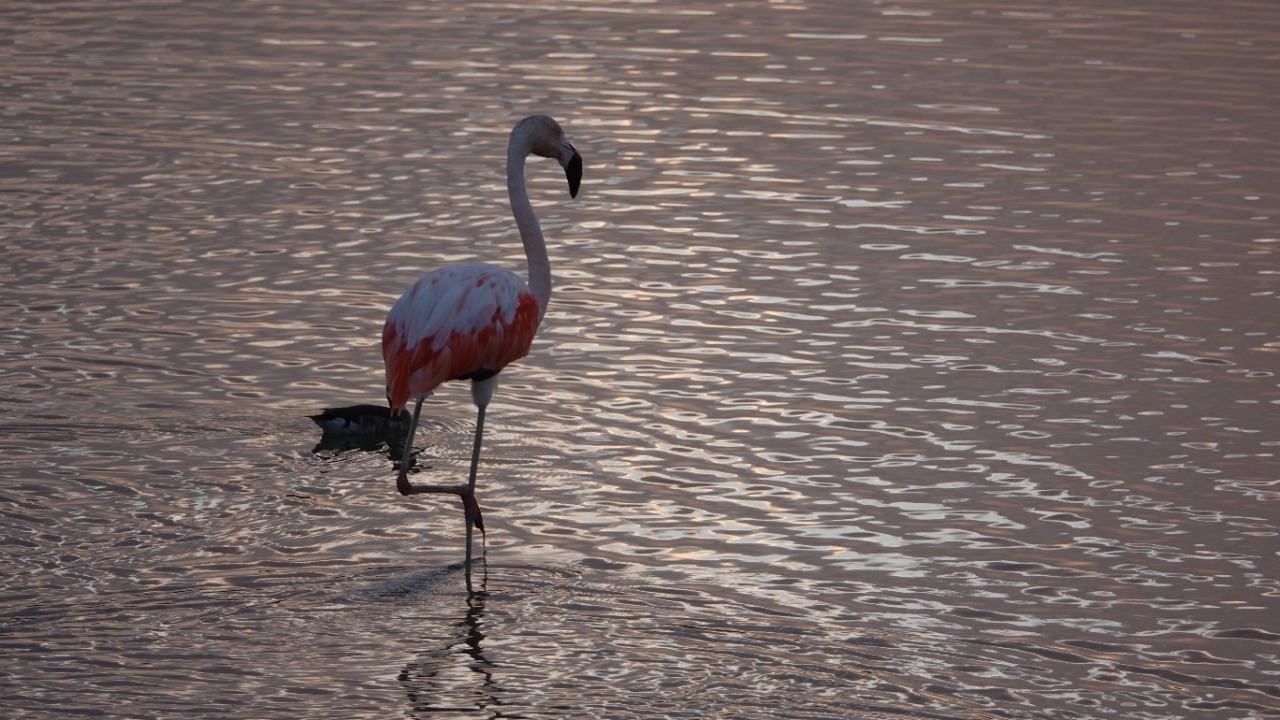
[{"x1": 507, "y1": 144, "x2": 551, "y2": 322}]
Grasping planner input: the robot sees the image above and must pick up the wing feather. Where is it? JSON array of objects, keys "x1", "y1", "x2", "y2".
[{"x1": 382, "y1": 264, "x2": 540, "y2": 411}]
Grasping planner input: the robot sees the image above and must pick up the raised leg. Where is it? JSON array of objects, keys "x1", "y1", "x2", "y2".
[{"x1": 396, "y1": 398, "x2": 424, "y2": 496}]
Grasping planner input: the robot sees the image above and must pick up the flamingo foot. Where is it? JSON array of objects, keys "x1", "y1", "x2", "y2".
[{"x1": 462, "y1": 490, "x2": 486, "y2": 540}]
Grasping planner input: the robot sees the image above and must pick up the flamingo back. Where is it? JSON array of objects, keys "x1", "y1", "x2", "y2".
[{"x1": 383, "y1": 263, "x2": 540, "y2": 412}]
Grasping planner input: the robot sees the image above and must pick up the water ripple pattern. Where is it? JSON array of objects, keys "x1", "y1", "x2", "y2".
[{"x1": 2, "y1": 1, "x2": 1277, "y2": 719}]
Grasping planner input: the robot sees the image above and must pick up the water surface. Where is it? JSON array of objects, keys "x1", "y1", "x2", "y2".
[{"x1": 2, "y1": 1, "x2": 1278, "y2": 718}]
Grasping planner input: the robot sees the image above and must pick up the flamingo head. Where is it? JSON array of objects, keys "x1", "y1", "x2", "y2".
[{"x1": 517, "y1": 115, "x2": 582, "y2": 198}]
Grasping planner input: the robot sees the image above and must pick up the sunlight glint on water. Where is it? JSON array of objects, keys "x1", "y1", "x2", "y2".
[{"x1": 1, "y1": 1, "x2": 1277, "y2": 718}]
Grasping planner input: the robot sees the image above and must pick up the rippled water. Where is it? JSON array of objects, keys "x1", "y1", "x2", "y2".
[{"x1": 3, "y1": 1, "x2": 1278, "y2": 718}]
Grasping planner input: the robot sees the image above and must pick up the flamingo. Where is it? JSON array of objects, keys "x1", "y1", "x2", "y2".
[{"x1": 381, "y1": 115, "x2": 582, "y2": 592}]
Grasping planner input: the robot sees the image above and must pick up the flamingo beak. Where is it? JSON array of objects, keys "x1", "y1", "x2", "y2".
[{"x1": 565, "y1": 148, "x2": 582, "y2": 199}]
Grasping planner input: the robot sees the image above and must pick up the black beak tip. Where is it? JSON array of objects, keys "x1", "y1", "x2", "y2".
[{"x1": 566, "y1": 152, "x2": 583, "y2": 199}]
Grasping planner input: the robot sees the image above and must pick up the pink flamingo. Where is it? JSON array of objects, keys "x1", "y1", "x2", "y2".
[{"x1": 382, "y1": 115, "x2": 581, "y2": 592}]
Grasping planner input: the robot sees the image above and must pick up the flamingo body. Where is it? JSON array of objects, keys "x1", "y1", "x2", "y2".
[{"x1": 383, "y1": 263, "x2": 540, "y2": 413}]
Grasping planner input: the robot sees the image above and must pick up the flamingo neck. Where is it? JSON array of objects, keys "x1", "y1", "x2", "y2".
[{"x1": 507, "y1": 145, "x2": 551, "y2": 322}]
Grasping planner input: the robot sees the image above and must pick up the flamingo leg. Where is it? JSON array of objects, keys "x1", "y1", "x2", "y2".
[
  {"x1": 392, "y1": 396, "x2": 483, "y2": 594},
  {"x1": 396, "y1": 398, "x2": 424, "y2": 496},
  {"x1": 463, "y1": 403, "x2": 487, "y2": 594}
]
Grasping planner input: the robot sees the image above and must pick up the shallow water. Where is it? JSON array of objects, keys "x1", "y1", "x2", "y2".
[{"x1": 2, "y1": 0, "x2": 1278, "y2": 718}]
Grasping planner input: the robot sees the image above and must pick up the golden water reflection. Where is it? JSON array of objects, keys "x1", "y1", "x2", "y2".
[{"x1": 2, "y1": 0, "x2": 1278, "y2": 718}]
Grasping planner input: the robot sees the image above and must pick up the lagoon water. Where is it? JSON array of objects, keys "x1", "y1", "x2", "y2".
[{"x1": 2, "y1": 1, "x2": 1278, "y2": 718}]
